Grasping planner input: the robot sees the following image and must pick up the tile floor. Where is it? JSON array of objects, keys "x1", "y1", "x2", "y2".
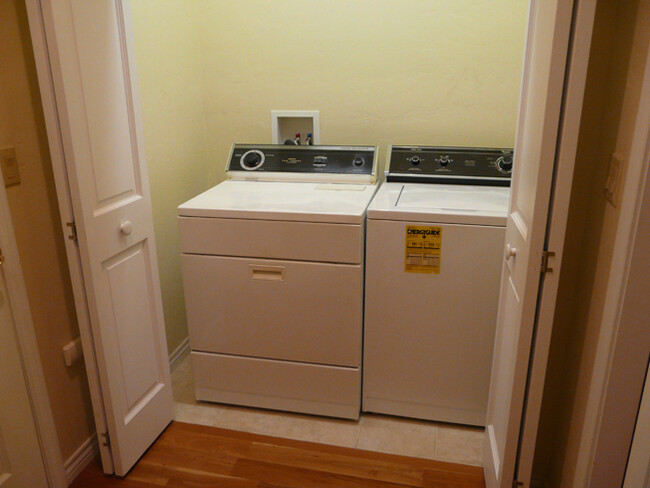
[{"x1": 171, "y1": 353, "x2": 484, "y2": 466}]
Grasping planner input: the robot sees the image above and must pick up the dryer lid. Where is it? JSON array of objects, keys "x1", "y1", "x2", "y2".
[{"x1": 178, "y1": 180, "x2": 378, "y2": 224}]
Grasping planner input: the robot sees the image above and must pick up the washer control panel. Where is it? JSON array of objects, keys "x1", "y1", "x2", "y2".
[
  {"x1": 387, "y1": 145, "x2": 513, "y2": 186},
  {"x1": 228, "y1": 144, "x2": 377, "y2": 177}
]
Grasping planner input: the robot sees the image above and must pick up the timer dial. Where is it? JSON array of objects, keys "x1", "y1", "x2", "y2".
[
  {"x1": 240, "y1": 149, "x2": 265, "y2": 170},
  {"x1": 496, "y1": 154, "x2": 513, "y2": 174}
]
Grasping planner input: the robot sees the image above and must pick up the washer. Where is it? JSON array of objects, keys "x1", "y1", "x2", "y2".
[
  {"x1": 178, "y1": 144, "x2": 378, "y2": 420},
  {"x1": 362, "y1": 145, "x2": 512, "y2": 426}
]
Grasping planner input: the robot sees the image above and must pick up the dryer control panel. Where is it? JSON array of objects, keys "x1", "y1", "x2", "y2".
[
  {"x1": 386, "y1": 145, "x2": 513, "y2": 186},
  {"x1": 227, "y1": 144, "x2": 377, "y2": 183}
]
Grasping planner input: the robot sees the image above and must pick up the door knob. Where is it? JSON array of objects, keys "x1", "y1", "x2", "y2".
[
  {"x1": 120, "y1": 221, "x2": 133, "y2": 236},
  {"x1": 505, "y1": 243, "x2": 517, "y2": 260}
]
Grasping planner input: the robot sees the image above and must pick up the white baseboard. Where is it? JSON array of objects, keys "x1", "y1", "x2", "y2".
[
  {"x1": 169, "y1": 336, "x2": 190, "y2": 372},
  {"x1": 62, "y1": 338, "x2": 189, "y2": 483},
  {"x1": 64, "y1": 433, "x2": 98, "y2": 484}
]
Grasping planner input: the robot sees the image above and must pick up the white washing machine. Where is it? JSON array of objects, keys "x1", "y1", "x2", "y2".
[
  {"x1": 178, "y1": 144, "x2": 377, "y2": 420},
  {"x1": 363, "y1": 145, "x2": 512, "y2": 426}
]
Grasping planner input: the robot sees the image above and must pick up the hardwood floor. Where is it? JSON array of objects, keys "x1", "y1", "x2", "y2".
[{"x1": 70, "y1": 421, "x2": 485, "y2": 487}]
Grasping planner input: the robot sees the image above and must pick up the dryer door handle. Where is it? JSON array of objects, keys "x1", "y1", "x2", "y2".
[{"x1": 249, "y1": 265, "x2": 285, "y2": 282}]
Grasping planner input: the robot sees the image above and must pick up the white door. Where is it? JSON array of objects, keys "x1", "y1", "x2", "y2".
[
  {"x1": 35, "y1": 0, "x2": 174, "y2": 476},
  {"x1": 483, "y1": 1, "x2": 575, "y2": 487}
]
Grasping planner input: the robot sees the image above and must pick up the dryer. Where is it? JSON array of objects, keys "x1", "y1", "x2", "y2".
[
  {"x1": 179, "y1": 144, "x2": 377, "y2": 420},
  {"x1": 362, "y1": 145, "x2": 512, "y2": 426}
]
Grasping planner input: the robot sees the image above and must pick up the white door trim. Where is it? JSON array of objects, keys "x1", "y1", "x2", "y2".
[
  {"x1": 24, "y1": 0, "x2": 114, "y2": 473},
  {"x1": 573, "y1": 25, "x2": 650, "y2": 488},
  {"x1": 0, "y1": 161, "x2": 66, "y2": 487}
]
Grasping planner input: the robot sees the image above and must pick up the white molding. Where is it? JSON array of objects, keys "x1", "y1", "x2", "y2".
[
  {"x1": 0, "y1": 143, "x2": 66, "y2": 488},
  {"x1": 573, "y1": 16, "x2": 650, "y2": 488},
  {"x1": 169, "y1": 337, "x2": 190, "y2": 372},
  {"x1": 64, "y1": 434, "x2": 98, "y2": 484}
]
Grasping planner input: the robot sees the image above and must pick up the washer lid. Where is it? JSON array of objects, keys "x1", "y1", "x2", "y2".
[
  {"x1": 178, "y1": 180, "x2": 378, "y2": 224},
  {"x1": 367, "y1": 182, "x2": 510, "y2": 226}
]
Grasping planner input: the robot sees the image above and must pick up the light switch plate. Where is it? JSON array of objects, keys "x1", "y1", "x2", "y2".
[
  {"x1": 605, "y1": 153, "x2": 623, "y2": 206},
  {"x1": 1, "y1": 147, "x2": 20, "y2": 187},
  {"x1": 62, "y1": 337, "x2": 83, "y2": 367}
]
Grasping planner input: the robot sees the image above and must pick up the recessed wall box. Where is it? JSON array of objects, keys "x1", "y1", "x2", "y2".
[{"x1": 271, "y1": 110, "x2": 320, "y2": 145}]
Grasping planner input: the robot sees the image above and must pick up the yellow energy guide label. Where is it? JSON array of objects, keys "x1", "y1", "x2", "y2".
[{"x1": 405, "y1": 225, "x2": 442, "y2": 274}]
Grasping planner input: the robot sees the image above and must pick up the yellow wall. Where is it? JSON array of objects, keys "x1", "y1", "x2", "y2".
[
  {"x1": 131, "y1": 0, "x2": 528, "y2": 353},
  {"x1": 0, "y1": 0, "x2": 94, "y2": 461},
  {"x1": 131, "y1": 1, "x2": 214, "y2": 353},
  {"x1": 200, "y1": 0, "x2": 528, "y2": 182}
]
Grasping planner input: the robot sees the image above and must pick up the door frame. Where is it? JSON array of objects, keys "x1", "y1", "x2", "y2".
[
  {"x1": 0, "y1": 161, "x2": 66, "y2": 487},
  {"x1": 572, "y1": 25, "x2": 650, "y2": 487},
  {"x1": 20, "y1": 0, "x2": 646, "y2": 484}
]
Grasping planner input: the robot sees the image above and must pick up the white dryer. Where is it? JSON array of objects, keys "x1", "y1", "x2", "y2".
[
  {"x1": 178, "y1": 144, "x2": 377, "y2": 420},
  {"x1": 363, "y1": 145, "x2": 512, "y2": 426}
]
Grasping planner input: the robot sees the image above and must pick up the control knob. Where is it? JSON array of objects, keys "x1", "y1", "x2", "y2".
[
  {"x1": 240, "y1": 149, "x2": 265, "y2": 170},
  {"x1": 496, "y1": 154, "x2": 513, "y2": 173},
  {"x1": 352, "y1": 156, "x2": 364, "y2": 167},
  {"x1": 409, "y1": 156, "x2": 421, "y2": 165},
  {"x1": 439, "y1": 155, "x2": 451, "y2": 167}
]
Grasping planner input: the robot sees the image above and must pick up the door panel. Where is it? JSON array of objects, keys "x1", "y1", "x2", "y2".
[
  {"x1": 483, "y1": 1, "x2": 574, "y2": 487},
  {"x1": 486, "y1": 269, "x2": 522, "y2": 470},
  {"x1": 39, "y1": 0, "x2": 173, "y2": 475},
  {"x1": 105, "y1": 243, "x2": 160, "y2": 410},
  {"x1": 69, "y1": 0, "x2": 139, "y2": 203}
]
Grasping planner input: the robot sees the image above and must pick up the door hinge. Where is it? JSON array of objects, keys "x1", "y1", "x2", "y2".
[
  {"x1": 101, "y1": 431, "x2": 110, "y2": 448},
  {"x1": 66, "y1": 221, "x2": 78, "y2": 243},
  {"x1": 513, "y1": 480, "x2": 524, "y2": 488},
  {"x1": 540, "y1": 250, "x2": 555, "y2": 273}
]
